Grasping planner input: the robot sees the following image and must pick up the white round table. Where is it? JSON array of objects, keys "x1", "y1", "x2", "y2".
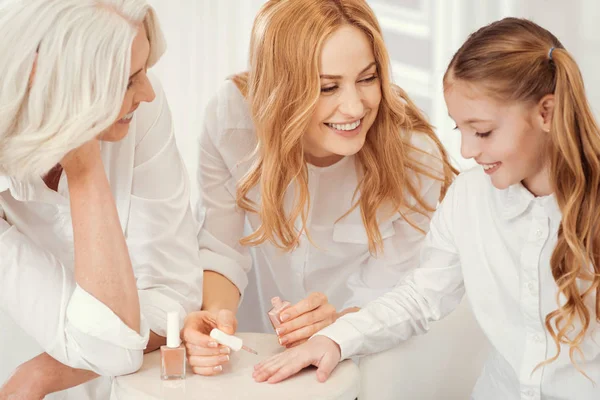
[{"x1": 113, "y1": 332, "x2": 360, "y2": 400}]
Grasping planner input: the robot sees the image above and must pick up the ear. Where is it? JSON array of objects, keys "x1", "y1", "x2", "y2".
[
  {"x1": 28, "y1": 53, "x2": 38, "y2": 89},
  {"x1": 536, "y1": 94, "x2": 555, "y2": 133}
]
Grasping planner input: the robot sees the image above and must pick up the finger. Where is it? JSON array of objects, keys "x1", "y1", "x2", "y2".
[
  {"x1": 280, "y1": 292, "x2": 326, "y2": 323},
  {"x1": 253, "y1": 355, "x2": 289, "y2": 382},
  {"x1": 279, "y1": 319, "x2": 330, "y2": 346},
  {"x1": 266, "y1": 358, "x2": 312, "y2": 384},
  {"x1": 216, "y1": 309, "x2": 238, "y2": 335},
  {"x1": 277, "y1": 303, "x2": 335, "y2": 336},
  {"x1": 252, "y1": 353, "x2": 285, "y2": 375},
  {"x1": 186, "y1": 343, "x2": 231, "y2": 357},
  {"x1": 315, "y1": 351, "x2": 340, "y2": 383},
  {"x1": 183, "y1": 311, "x2": 216, "y2": 331},
  {"x1": 181, "y1": 328, "x2": 219, "y2": 348},
  {"x1": 188, "y1": 354, "x2": 230, "y2": 369},
  {"x1": 285, "y1": 339, "x2": 307, "y2": 349},
  {"x1": 192, "y1": 365, "x2": 226, "y2": 376}
]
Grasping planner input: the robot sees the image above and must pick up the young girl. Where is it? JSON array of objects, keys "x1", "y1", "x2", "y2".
[
  {"x1": 181, "y1": 0, "x2": 456, "y2": 376},
  {"x1": 0, "y1": 1, "x2": 202, "y2": 399},
  {"x1": 253, "y1": 17, "x2": 600, "y2": 399}
]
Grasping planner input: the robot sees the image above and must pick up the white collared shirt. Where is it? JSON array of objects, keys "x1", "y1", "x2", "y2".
[
  {"x1": 318, "y1": 167, "x2": 600, "y2": 400},
  {"x1": 0, "y1": 75, "x2": 203, "y2": 400},
  {"x1": 196, "y1": 80, "x2": 444, "y2": 333}
]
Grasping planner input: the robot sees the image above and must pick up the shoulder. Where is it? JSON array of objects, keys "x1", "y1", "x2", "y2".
[{"x1": 204, "y1": 79, "x2": 254, "y2": 133}]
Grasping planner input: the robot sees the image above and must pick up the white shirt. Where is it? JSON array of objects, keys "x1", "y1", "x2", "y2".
[
  {"x1": 196, "y1": 80, "x2": 444, "y2": 333},
  {"x1": 0, "y1": 74, "x2": 203, "y2": 400},
  {"x1": 318, "y1": 167, "x2": 600, "y2": 400}
]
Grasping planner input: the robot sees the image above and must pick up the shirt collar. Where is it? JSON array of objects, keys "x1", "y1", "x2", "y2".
[{"x1": 500, "y1": 181, "x2": 559, "y2": 220}]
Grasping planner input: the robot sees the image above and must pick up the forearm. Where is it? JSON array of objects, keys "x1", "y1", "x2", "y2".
[
  {"x1": 65, "y1": 145, "x2": 140, "y2": 332},
  {"x1": 145, "y1": 331, "x2": 166, "y2": 353},
  {"x1": 201, "y1": 271, "x2": 240, "y2": 314},
  {"x1": 3, "y1": 353, "x2": 98, "y2": 397}
]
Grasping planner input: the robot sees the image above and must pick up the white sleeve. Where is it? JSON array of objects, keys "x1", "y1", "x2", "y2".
[
  {"x1": 342, "y1": 133, "x2": 445, "y2": 310},
  {"x1": 126, "y1": 75, "x2": 204, "y2": 336},
  {"x1": 0, "y1": 211, "x2": 148, "y2": 376},
  {"x1": 196, "y1": 85, "x2": 252, "y2": 296},
  {"x1": 316, "y1": 178, "x2": 465, "y2": 360}
]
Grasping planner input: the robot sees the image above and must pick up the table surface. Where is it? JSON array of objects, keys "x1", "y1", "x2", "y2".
[{"x1": 113, "y1": 332, "x2": 360, "y2": 400}]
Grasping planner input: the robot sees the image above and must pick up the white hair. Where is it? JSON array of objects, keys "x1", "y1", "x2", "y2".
[{"x1": 0, "y1": 0, "x2": 166, "y2": 179}]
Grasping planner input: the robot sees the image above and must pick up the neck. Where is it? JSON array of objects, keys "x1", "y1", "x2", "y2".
[
  {"x1": 304, "y1": 152, "x2": 344, "y2": 168},
  {"x1": 522, "y1": 164, "x2": 553, "y2": 197}
]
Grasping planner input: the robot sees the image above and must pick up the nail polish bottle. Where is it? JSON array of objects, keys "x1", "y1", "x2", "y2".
[
  {"x1": 161, "y1": 311, "x2": 186, "y2": 380},
  {"x1": 267, "y1": 296, "x2": 291, "y2": 330}
]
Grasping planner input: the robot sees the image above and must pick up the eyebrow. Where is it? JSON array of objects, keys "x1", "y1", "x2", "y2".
[
  {"x1": 448, "y1": 114, "x2": 492, "y2": 125},
  {"x1": 320, "y1": 61, "x2": 377, "y2": 80}
]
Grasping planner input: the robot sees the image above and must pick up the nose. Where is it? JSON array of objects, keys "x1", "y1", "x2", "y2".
[
  {"x1": 136, "y1": 73, "x2": 156, "y2": 104},
  {"x1": 338, "y1": 86, "x2": 364, "y2": 119},
  {"x1": 460, "y1": 133, "x2": 482, "y2": 160}
]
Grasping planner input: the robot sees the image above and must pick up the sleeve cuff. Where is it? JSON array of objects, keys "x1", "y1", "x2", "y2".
[
  {"x1": 199, "y1": 250, "x2": 249, "y2": 300},
  {"x1": 66, "y1": 285, "x2": 149, "y2": 350},
  {"x1": 138, "y1": 289, "x2": 187, "y2": 337},
  {"x1": 312, "y1": 318, "x2": 365, "y2": 360}
]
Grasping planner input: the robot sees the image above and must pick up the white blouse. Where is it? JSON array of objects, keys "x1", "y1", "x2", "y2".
[
  {"x1": 0, "y1": 74, "x2": 203, "y2": 400},
  {"x1": 317, "y1": 167, "x2": 600, "y2": 400},
  {"x1": 196, "y1": 80, "x2": 445, "y2": 333}
]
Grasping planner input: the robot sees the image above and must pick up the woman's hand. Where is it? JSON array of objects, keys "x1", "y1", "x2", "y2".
[
  {"x1": 252, "y1": 335, "x2": 342, "y2": 383},
  {"x1": 181, "y1": 309, "x2": 237, "y2": 376},
  {"x1": 275, "y1": 292, "x2": 337, "y2": 348}
]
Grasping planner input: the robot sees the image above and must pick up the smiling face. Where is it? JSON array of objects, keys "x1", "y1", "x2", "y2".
[
  {"x1": 444, "y1": 79, "x2": 554, "y2": 196},
  {"x1": 98, "y1": 24, "x2": 155, "y2": 142},
  {"x1": 303, "y1": 24, "x2": 382, "y2": 167}
]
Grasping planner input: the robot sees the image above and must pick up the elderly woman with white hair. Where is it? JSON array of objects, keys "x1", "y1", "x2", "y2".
[{"x1": 0, "y1": 1, "x2": 202, "y2": 399}]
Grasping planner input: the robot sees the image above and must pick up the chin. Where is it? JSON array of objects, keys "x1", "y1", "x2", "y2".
[
  {"x1": 99, "y1": 125, "x2": 129, "y2": 142},
  {"x1": 331, "y1": 137, "x2": 367, "y2": 157},
  {"x1": 489, "y1": 175, "x2": 515, "y2": 191}
]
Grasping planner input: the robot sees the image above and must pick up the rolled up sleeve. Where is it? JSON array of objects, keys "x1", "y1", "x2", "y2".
[{"x1": 0, "y1": 219, "x2": 149, "y2": 376}]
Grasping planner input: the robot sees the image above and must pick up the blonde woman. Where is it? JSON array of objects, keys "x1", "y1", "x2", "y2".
[
  {"x1": 182, "y1": 0, "x2": 456, "y2": 376},
  {"x1": 254, "y1": 17, "x2": 600, "y2": 399},
  {"x1": 0, "y1": 1, "x2": 202, "y2": 399}
]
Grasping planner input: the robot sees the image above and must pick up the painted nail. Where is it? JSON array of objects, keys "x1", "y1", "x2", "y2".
[
  {"x1": 214, "y1": 365, "x2": 223, "y2": 372},
  {"x1": 275, "y1": 327, "x2": 285, "y2": 335},
  {"x1": 219, "y1": 355, "x2": 230, "y2": 362},
  {"x1": 208, "y1": 341, "x2": 218, "y2": 348},
  {"x1": 280, "y1": 313, "x2": 289, "y2": 322},
  {"x1": 220, "y1": 347, "x2": 230, "y2": 354},
  {"x1": 279, "y1": 336, "x2": 289, "y2": 345}
]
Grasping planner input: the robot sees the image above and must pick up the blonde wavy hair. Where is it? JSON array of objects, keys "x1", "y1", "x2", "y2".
[
  {"x1": 444, "y1": 17, "x2": 600, "y2": 377},
  {"x1": 0, "y1": 0, "x2": 165, "y2": 179},
  {"x1": 231, "y1": 0, "x2": 456, "y2": 255}
]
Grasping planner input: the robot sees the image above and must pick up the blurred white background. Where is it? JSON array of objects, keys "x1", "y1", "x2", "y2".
[{"x1": 147, "y1": 0, "x2": 600, "y2": 203}]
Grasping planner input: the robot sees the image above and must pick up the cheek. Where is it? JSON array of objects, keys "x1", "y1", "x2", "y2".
[
  {"x1": 365, "y1": 85, "x2": 382, "y2": 110},
  {"x1": 116, "y1": 93, "x2": 134, "y2": 120},
  {"x1": 311, "y1": 98, "x2": 336, "y2": 126}
]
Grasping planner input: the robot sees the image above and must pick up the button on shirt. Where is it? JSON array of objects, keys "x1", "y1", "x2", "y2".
[
  {"x1": 318, "y1": 167, "x2": 600, "y2": 400},
  {"x1": 196, "y1": 80, "x2": 445, "y2": 333},
  {"x1": 0, "y1": 75, "x2": 203, "y2": 400}
]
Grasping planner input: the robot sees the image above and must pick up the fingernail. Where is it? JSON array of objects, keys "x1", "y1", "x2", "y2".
[
  {"x1": 208, "y1": 341, "x2": 218, "y2": 348},
  {"x1": 219, "y1": 347, "x2": 230, "y2": 354},
  {"x1": 275, "y1": 327, "x2": 285, "y2": 335},
  {"x1": 279, "y1": 336, "x2": 288, "y2": 345},
  {"x1": 219, "y1": 355, "x2": 230, "y2": 362},
  {"x1": 280, "y1": 314, "x2": 289, "y2": 322},
  {"x1": 214, "y1": 365, "x2": 223, "y2": 372}
]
